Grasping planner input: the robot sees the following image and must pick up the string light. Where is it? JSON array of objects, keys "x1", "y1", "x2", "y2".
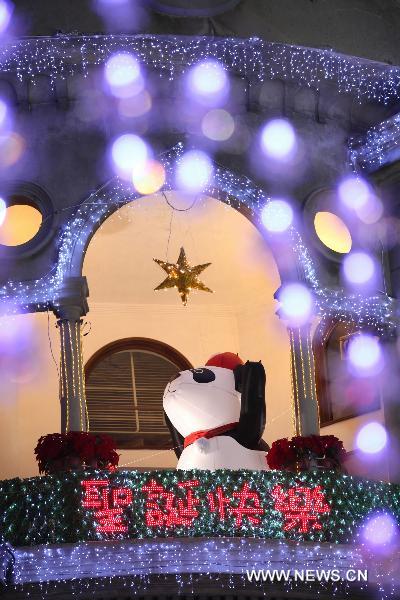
[
  {"x1": 287, "y1": 327, "x2": 320, "y2": 435},
  {"x1": 142, "y1": 478, "x2": 201, "y2": 527},
  {"x1": 289, "y1": 228, "x2": 395, "y2": 333},
  {"x1": 350, "y1": 112, "x2": 400, "y2": 172},
  {"x1": 1, "y1": 469, "x2": 399, "y2": 547},
  {"x1": 80, "y1": 327, "x2": 90, "y2": 432},
  {"x1": 0, "y1": 34, "x2": 399, "y2": 105},
  {"x1": 306, "y1": 328, "x2": 320, "y2": 426},
  {"x1": 0, "y1": 143, "x2": 395, "y2": 333},
  {"x1": 0, "y1": 34, "x2": 394, "y2": 332},
  {"x1": 0, "y1": 32, "x2": 399, "y2": 599},
  {"x1": 289, "y1": 330, "x2": 300, "y2": 435},
  {"x1": 2, "y1": 469, "x2": 400, "y2": 597},
  {"x1": 271, "y1": 485, "x2": 331, "y2": 533},
  {"x1": 57, "y1": 318, "x2": 88, "y2": 432},
  {"x1": 82, "y1": 480, "x2": 133, "y2": 533},
  {"x1": 11, "y1": 535, "x2": 395, "y2": 598},
  {"x1": 59, "y1": 322, "x2": 70, "y2": 434}
]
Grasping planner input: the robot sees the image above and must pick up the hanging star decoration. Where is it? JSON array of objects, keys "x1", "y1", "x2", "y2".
[{"x1": 153, "y1": 247, "x2": 213, "y2": 305}]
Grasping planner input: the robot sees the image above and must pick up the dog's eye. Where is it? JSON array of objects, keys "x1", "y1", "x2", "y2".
[{"x1": 190, "y1": 368, "x2": 215, "y2": 383}]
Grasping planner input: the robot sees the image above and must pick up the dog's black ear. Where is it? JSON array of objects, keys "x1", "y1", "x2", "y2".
[
  {"x1": 235, "y1": 361, "x2": 266, "y2": 449},
  {"x1": 233, "y1": 363, "x2": 243, "y2": 393},
  {"x1": 257, "y1": 438, "x2": 270, "y2": 452},
  {"x1": 164, "y1": 411, "x2": 184, "y2": 459}
]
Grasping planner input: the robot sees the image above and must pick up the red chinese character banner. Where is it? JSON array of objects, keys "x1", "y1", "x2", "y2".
[
  {"x1": 2, "y1": 469, "x2": 399, "y2": 546},
  {"x1": 81, "y1": 480, "x2": 133, "y2": 533},
  {"x1": 80, "y1": 474, "x2": 332, "y2": 539}
]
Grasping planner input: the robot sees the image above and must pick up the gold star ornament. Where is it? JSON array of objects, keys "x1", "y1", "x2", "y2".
[{"x1": 153, "y1": 247, "x2": 213, "y2": 305}]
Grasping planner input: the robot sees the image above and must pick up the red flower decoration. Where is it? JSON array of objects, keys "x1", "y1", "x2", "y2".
[
  {"x1": 267, "y1": 435, "x2": 347, "y2": 472},
  {"x1": 34, "y1": 432, "x2": 120, "y2": 474}
]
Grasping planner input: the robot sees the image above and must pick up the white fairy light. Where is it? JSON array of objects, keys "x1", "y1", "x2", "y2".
[
  {"x1": 0, "y1": 35, "x2": 398, "y2": 106},
  {"x1": 350, "y1": 113, "x2": 400, "y2": 172},
  {"x1": 0, "y1": 143, "x2": 395, "y2": 333},
  {"x1": 261, "y1": 199, "x2": 293, "y2": 233}
]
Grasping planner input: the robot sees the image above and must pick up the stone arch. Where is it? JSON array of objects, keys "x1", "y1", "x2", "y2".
[
  {"x1": 0, "y1": 142, "x2": 302, "y2": 316},
  {"x1": 3, "y1": 141, "x2": 325, "y2": 439},
  {"x1": 61, "y1": 143, "x2": 299, "y2": 286},
  {"x1": 0, "y1": 141, "x2": 391, "y2": 335},
  {"x1": 78, "y1": 165, "x2": 304, "y2": 437}
]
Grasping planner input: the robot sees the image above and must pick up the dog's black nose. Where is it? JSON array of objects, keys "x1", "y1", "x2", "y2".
[{"x1": 190, "y1": 368, "x2": 216, "y2": 383}]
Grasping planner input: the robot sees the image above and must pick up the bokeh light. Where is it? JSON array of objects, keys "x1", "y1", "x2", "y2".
[
  {"x1": 0, "y1": 197, "x2": 5, "y2": 226},
  {"x1": 356, "y1": 422, "x2": 387, "y2": 454},
  {"x1": 0, "y1": 99, "x2": 8, "y2": 128},
  {"x1": 343, "y1": 251, "x2": 375, "y2": 285},
  {"x1": 348, "y1": 334, "x2": 383, "y2": 376},
  {"x1": 94, "y1": 0, "x2": 147, "y2": 32},
  {"x1": 118, "y1": 91, "x2": 152, "y2": 118},
  {"x1": 338, "y1": 176, "x2": 371, "y2": 211},
  {"x1": 361, "y1": 512, "x2": 397, "y2": 547},
  {"x1": 0, "y1": 132, "x2": 25, "y2": 168},
  {"x1": 187, "y1": 60, "x2": 229, "y2": 106},
  {"x1": 356, "y1": 194, "x2": 384, "y2": 225},
  {"x1": 0, "y1": 0, "x2": 13, "y2": 34},
  {"x1": 132, "y1": 160, "x2": 165, "y2": 195},
  {"x1": 201, "y1": 109, "x2": 235, "y2": 141},
  {"x1": 110, "y1": 133, "x2": 149, "y2": 180},
  {"x1": 104, "y1": 52, "x2": 143, "y2": 98},
  {"x1": 261, "y1": 199, "x2": 293, "y2": 233},
  {"x1": 175, "y1": 150, "x2": 213, "y2": 193},
  {"x1": 260, "y1": 118, "x2": 297, "y2": 160},
  {"x1": 278, "y1": 283, "x2": 314, "y2": 327},
  {"x1": 0, "y1": 315, "x2": 40, "y2": 387}
]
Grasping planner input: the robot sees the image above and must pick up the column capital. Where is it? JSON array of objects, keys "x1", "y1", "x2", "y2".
[
  {"x1": 55, "y1": 304, "x2": 85, "y2": 322},
  {"x1": 53, "y1": 276, "x2": 89, "y2": 321}
]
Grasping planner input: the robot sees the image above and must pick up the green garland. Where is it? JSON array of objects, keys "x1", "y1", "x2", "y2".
[{"x1": 0, "y1": 469, "x2": 399, "y2": 547}]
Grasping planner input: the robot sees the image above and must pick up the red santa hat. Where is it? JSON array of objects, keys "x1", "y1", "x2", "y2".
[{"x1": 205, "y1": 352, "x2": 244, "y2": 370}]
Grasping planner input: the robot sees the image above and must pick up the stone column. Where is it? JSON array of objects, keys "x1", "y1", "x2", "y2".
[
  {"x1": 274, "y1": 278, "x2": 320, "y2": 436},
  {"x1": 288, "y1": 325, "x2": 320, "y2": 436},
  {"x1": 380, "y1": 332, "x2": 400, "y2": 483},
  {"x1": 53, "y1": 277, "x2": 89, "y2": 433},
  {"x1": 385, "y1": 240, "x2": 400, "y2": 482}
]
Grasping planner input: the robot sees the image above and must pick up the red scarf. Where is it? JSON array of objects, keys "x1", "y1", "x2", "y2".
[{"x1": 184, "y1": 422, "x2": 238, "y2": 448}]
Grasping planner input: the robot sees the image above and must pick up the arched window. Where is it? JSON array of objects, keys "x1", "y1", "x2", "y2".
[
  {"x1": 85, "y1": 338, "x2": 192, "y2": 449},
  {"x1": 313, "y1": 321, "x2": 381, "y2": 426}
]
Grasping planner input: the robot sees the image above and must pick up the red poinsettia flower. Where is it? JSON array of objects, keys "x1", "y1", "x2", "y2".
[
  {"x1": 267, "y1": 438, "x2": 297, "y2": 469},
  {"x1": 34, "y1": 431, "x2": 120, "y2": 474},
  {"x1": 267, "y1": 434, "x2": 347, "y2": 471}
]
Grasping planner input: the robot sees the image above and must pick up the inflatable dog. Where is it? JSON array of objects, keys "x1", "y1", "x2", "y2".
[{"x1": 163, "y1": 352, "x2": 268, "y2": 470}]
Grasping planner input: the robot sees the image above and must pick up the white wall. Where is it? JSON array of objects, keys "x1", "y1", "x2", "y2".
[
  {"x1": 236, "y1": 304, "x2": 294, "y2": 445},
  {"x1": 0, "y1": 312, "x2": 60, "y2": 479}
]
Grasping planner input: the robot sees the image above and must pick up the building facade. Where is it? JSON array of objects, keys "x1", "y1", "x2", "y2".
[{"x1": 1, "y1": 1, "x2": 400, "y2": 597}]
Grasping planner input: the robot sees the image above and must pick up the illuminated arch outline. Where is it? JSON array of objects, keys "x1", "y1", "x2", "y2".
[{"x1": 0, "y1": 143, "x2": 394, "y2": 332}]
